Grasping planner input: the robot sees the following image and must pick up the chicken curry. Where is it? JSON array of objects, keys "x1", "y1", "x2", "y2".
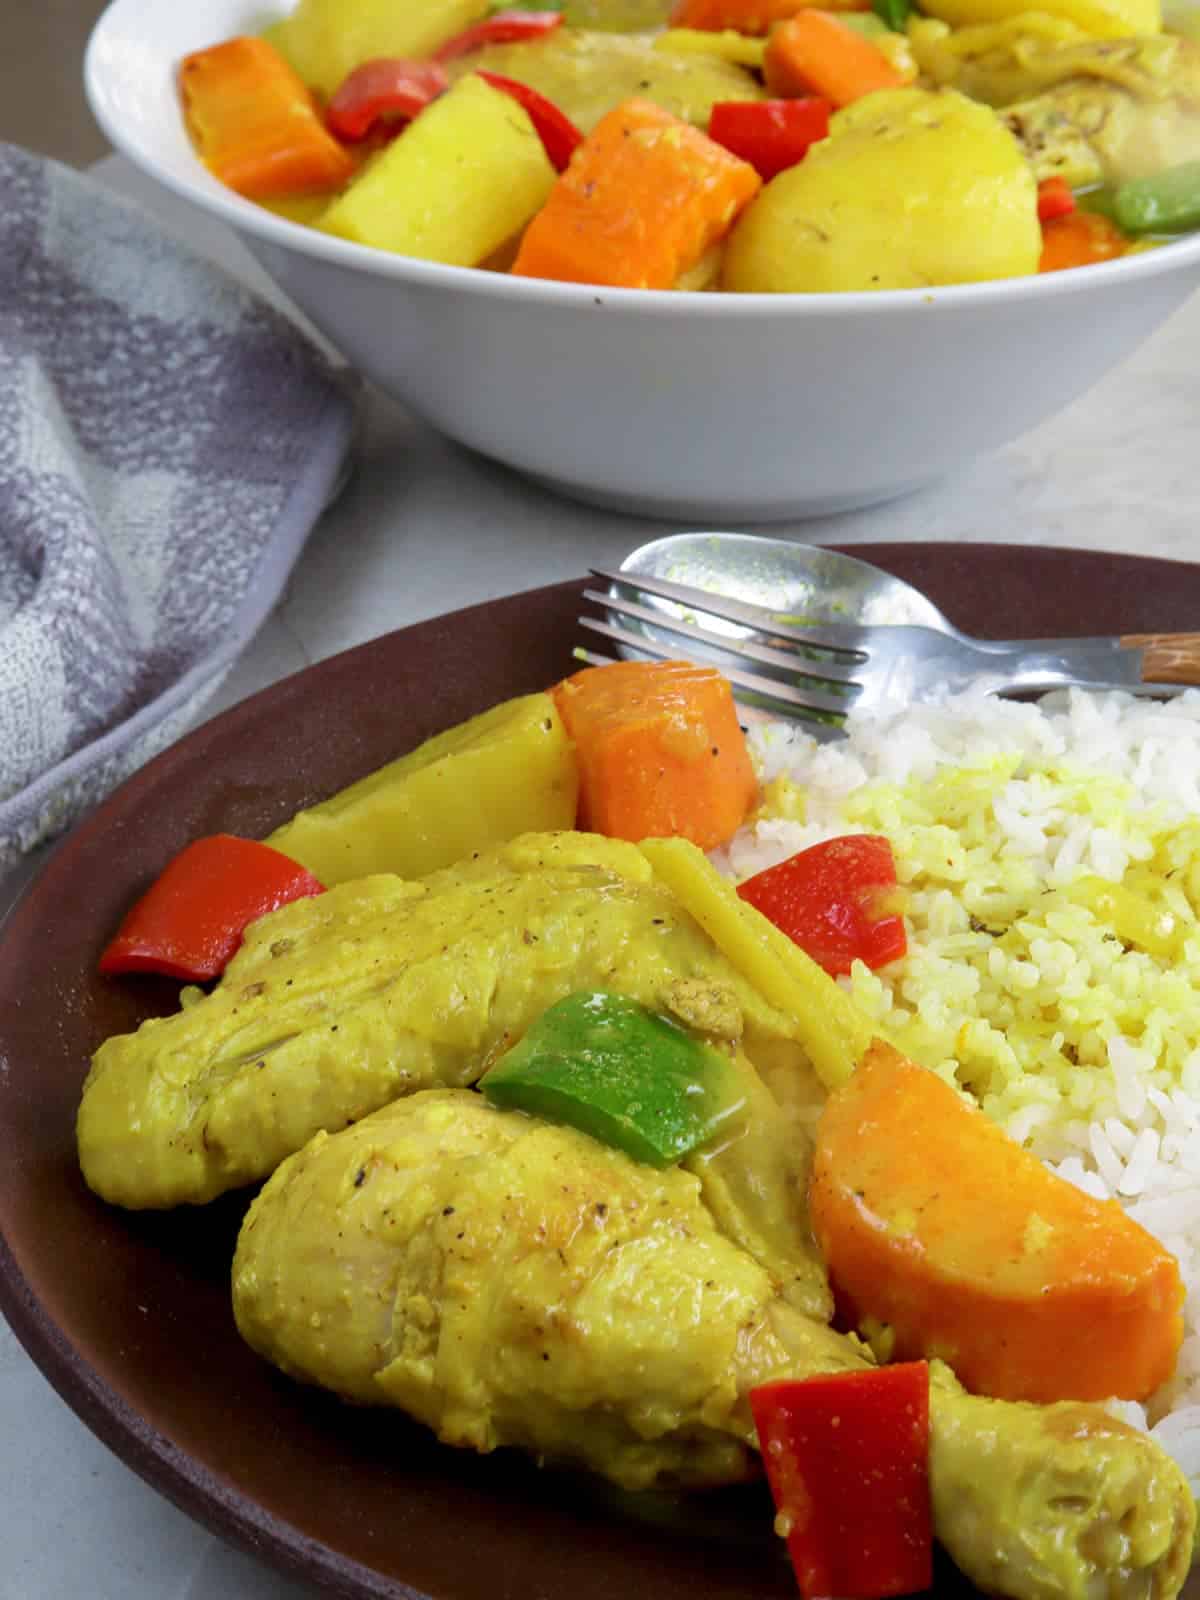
[
  {"x1": 78, "y1": 668, "x2": 1199, "y2": 1600},
  {"x1": 175, "y1": 0, "x2": 1200, "y2": 289}
]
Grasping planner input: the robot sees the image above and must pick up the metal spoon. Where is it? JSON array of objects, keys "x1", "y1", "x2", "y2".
[
  {"x1": 604, "y1": 532, "x2": 1186, "y2": 724},
  {"x1": 615, "y1": 531, "x2": 1152, "y2": 676}
]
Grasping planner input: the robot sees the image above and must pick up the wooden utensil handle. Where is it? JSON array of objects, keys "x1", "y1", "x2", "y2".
[{"x1": 1121, "y1": 634, "x2": 1200, "y2": 686}]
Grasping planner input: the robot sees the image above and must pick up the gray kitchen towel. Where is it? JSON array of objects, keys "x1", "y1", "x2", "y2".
[{"x1": 0, "y1": 144, "x2": 357, "y2": 866}]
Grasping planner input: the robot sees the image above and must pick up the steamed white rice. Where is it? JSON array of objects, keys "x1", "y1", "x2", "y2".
[{"x1": 726, "y1": 685, "x2": 1200, "y2": 1489}]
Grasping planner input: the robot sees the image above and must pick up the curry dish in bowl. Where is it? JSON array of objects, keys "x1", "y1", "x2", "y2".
[
  {"x1": 83, "y1": 0, "x2": 1200, "y2": 518},
  {"x1": 174, "y1": 0, "x2": 1200, "y2": 289}
]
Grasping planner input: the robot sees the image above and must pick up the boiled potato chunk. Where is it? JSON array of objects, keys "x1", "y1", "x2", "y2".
[
  {"x1": 266, "y1": 0, "x2": 488, "y2": 99},
  {"x1": 266, "y1": 692, "x2": 579, "y2": 884},
  {"x1": 918, "y1": 0, "x2": 1160, "y2": 37},
  {"x1": 722, "y1": 87, "x2": 1040, "y2": 292},
  {"x1": 445, "y1": 29, "x2": 763, "y2": 133},
  {"x1": 319, "y1": 75, "x2": 557, "y2": 264}
]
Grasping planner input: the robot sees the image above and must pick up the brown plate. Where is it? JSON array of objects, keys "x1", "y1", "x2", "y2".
[{"x1": 3, "y1": 543, "x2": 1200, "y2": 1600}]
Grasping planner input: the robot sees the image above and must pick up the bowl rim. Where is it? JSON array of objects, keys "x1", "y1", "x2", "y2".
[{"x1": 84, "y1": 0, "x2": 1200, "y2": 319}]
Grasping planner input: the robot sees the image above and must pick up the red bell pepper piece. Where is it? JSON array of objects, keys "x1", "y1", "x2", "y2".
[
  {"x1": 325, "y1": 59, "x2": 450, "y2": 141},
  {"x1": 1037, "y1": 176, "x2": 1076, "y2": 222},
  {"x1": 476, "y1": 70, "x2": 582, "y2": 171},
  {"x1": 708, "y1": 98, "x2": 832, "y2": 181},
  {"x1": 98, "y1": 834, "x2": 324, "y2": 982},
  {"x1": 750, "y1": 1364, "x2": 932, "y2": 1600},
  {"x1": 736, "y1": 833, "x2": 906, "y2": 977},
  {"x1": 434, "y1": 10, "x2": 565, "y2": 63}
]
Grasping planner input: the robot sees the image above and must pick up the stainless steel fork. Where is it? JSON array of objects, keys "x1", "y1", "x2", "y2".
[{"x1": 579, "y1": 567, "x2": 1200, "y2": 731}]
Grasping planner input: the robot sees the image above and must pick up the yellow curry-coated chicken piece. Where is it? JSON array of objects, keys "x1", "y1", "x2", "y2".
[
  {"x1": 928, "y1": 1367, "x2": 1195, "y2": 1600},
  {"x1": 233, "y1": 1090, "x2": 1196, "y2": 1600},
  {"x1": 1008, "y1": 70, "x2": 1200, "y2": 184},
  {"x1": 76, "y1": 832, "x2": 828, "y2": 1262},
  {"x1": 910, "y1": 23, "x2": 1200, "y2": 184},
  {"x1": 233, "y1": 1089, "x2": 867, "y2": 1490},
  {"x1": 442, "y1": 29, "x2": 763, "y2": 133},
  {"x1": 1003, "y1": 34, "x2": 1200, "y2": 183}
]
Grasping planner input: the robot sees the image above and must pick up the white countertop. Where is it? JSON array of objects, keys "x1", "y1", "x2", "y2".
[{"x1": 2, "y1": 152, "x2": 1199, "y2": 1600}]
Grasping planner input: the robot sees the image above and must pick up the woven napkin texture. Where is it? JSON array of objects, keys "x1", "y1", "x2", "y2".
[{"x1": 0, "y1": 144, "x2": 357, "y2": 867}]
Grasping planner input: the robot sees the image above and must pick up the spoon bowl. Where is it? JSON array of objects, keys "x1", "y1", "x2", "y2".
[{"x1": 618, "y1": 533, "x2": 959, "y2": 639}]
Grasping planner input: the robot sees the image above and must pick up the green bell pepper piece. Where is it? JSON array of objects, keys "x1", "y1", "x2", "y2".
[
  {"x1": 1113, "y1": 162, "x2": 1200, "y2": 234},
  {"x1": 870, "y1": 0, "x2": 911, "y2": 32},
  {"x1": 481, "y1": 991, "x2": 746, "y2": 1167},
  {"x1": 1075, "y1": 184, "x2": 1121, "y2": 223}
]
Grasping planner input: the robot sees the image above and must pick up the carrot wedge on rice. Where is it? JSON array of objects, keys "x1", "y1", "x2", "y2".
[{"x1": 809, "y1": 1040, "x2": 1186, "y2": 1405}]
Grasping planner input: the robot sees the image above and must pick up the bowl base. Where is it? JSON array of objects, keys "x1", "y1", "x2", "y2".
[{"x1": 519, "y1": 465, "x2": 942, "y2": 523}]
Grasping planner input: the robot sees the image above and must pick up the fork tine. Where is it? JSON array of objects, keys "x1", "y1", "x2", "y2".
[
  {"x1": 578, "y1": 615, "x2": 853, "y2": 726},
  {"x1": 572, "y1": 643, "x2": 807, "y2": 730},
  {"x1": 582, "y1": 588, "x2": 862, "y2": 707},
  {"x1": 573, "y1": 646, "x2": 621, "y2": 669},
  {"x1": 591, "y1": 566, "x2": 870, "y2": 659}
]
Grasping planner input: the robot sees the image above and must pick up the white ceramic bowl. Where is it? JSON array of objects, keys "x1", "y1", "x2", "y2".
[{"x1": 86, "y1": 0, "x2": 1200, "y2": 522}]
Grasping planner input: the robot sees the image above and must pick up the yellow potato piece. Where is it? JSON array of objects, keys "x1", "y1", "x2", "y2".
[
  {"x1": 265, "y1": 0, "x2": 488, "y2": 99},
  {"x1": 722, "y1": 87, "x2": 1040, "y2": 292},
  {"x1": 319, "y1": 74, "x2": 557, "y2": 264},
  {"x1": 266, "y1": 692, "x2": 579, "y2": 884},
  {"x1": 919, "y1": 0, "x2": 1160, "y2": 38}
]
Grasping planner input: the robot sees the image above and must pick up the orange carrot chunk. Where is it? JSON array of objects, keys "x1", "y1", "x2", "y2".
[
  {"x1": 511, "y1": 98, "x2": 761, "y2": 289},
  {"x1": 670, "y1": 0, "x2": 868, "y2": 29},
  {"x1": 550, "y1": 660, "x2": 758, "y2": 851},
  {"x1": 764, "y1": 11, "x2": 904, "y2": 106},
  {"x1": 1039, "y1": 209, "x2": 1128, "y2": 272},
  {"x1": 809, "y1": 1040, "x2": 1186, "y2": 1405},
  {"x1": 179, "y1": 36, "x2": 356, "y2": 200}
]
